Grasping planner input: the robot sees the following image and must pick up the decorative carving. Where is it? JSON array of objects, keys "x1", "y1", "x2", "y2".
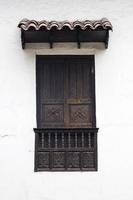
[
  {"x1": 53, "y1": 152, "x2": 65, "y2": 168},
  {"x1": 67, "y1": 152, "x2": 80, "y2": 168},
  {"x1": 18, "y1": 18, "x2": 112, "y2": 31},
  {"x1": 70, "y1": 105, "x2": 89, "y2": 123},
  {"x1": 37, "y1": 152, "x2": 49, "y2": 168},
  {"x1": 43, "y1": 105, "x2": 63, "y2": 123},
  {"x1": 82, "y1": 152, "x2": 94, "y2": 168}
]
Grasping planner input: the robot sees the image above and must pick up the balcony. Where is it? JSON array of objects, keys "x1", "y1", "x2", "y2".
[{"x1": 34, "y1": 128, "x2": 98, "y2": 171}]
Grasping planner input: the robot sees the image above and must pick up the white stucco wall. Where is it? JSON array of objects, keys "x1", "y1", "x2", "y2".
[{"x1": 0, "y1": 0, "x2": 133, "y2": 200}]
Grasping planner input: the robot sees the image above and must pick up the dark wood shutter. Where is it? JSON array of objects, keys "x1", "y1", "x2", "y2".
[
  {"x1": 36, "y1": 57, "x2": 65, "y2": 128},
  {"x1": 36, "y1": 55, "x2": 96, "y2": 128}
]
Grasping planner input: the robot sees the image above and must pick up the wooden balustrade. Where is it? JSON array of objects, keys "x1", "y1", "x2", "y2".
[{"x1": 34, "y1": 128, "x2": 98, "y2": 171}]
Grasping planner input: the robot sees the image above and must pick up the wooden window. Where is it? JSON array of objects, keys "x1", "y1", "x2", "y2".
[{"x1": 34, "y1": 55, "x2": 98, "y2": 171}]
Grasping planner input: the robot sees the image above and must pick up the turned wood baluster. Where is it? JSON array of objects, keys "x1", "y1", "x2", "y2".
[
  {"x1": 55, "y1": 132, "x2": 58, "y2": 148},
  {"x1": 68, "y1": 132, "x2": 71, "y2": 149},
  {"x1": 41, "y1": 133, "x2": 45, "y2": 148},
  {"x1": 88, "y1": 132, "x2": 91, "y2": 148},
  {"x1": 75, "y1": 132, "x2": 77, "y2": 148},
  {"x1": 82, "y1": 132, "x2": 84, "y2": 148},
  {"x1": 62, "y1": 132, "x2": 64, "y2": 148},
  {"x1": 48, "y1": 132, "x2": 51, "y2": 148}
]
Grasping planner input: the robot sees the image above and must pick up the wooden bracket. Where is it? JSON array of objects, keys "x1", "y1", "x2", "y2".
[
  {"x1": 21, "y1": 30, "x2": 25, "y2": 49},
  {"x1": 49, "y1": 31, "x2": 53, "y2": 49},
  {"x1": 105, "y1": 30, "x2": 109, "y2": 49},
  {"x1": 76, "y1": 29, "x2": 81, "y2": 49}
]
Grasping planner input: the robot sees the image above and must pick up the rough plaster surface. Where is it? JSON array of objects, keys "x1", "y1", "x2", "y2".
[{"x1": 0, "y1": 0, "x2": 133, "y2": 200}]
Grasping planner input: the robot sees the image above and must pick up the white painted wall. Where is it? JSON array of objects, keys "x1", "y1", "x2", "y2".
[{"x1": 0, "y1": 0, "x2": 133, "y2": 200}]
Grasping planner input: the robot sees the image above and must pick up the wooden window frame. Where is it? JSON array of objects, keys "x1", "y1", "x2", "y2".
[{"x1": 34, "y1": 55, "x2": 98, "y2": 172}]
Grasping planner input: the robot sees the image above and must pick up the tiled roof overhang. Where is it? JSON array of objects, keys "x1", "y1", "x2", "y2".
[{"x1": 18, "y1": 18, "x2": 112, "y2": 49}]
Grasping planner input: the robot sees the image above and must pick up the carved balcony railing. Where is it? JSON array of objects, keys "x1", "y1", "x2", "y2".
[{"x1": 34, "y1": 128, "x2": 98, "y2": 171}]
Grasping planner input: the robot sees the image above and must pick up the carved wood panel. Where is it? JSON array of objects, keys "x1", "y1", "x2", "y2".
[
  {"x1": 37, "y1": 152, "x2": 49, "y2": 168},
  {"x1": 69, "y1": 104, "x2": 90, "y2": 123},
  {"x1": 36, "y1": 151, "x2": 96, "y2": 171},
  {"x1": 53, "y1": 152, "x2": 65, "y2": 168},
  {"x1": 82, "y1": 152, "x2": 95, "y2": 168},
  {"x1": 67, "y1": 152, "x2": 80, "y2": 168},
  {"x1": 42, "y1": 104, "x2": 64, "y2": 123}
]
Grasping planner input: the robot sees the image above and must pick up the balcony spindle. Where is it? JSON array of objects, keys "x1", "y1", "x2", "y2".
[
  {"x1": 82, "y1": 132, "x2": 84, "y2": 147},
  {"x1": 62, "y1": 132, "x2": 64, "y2": 148},
  {"x1": 68, "y1": 132, "x2": 71, "y2": 148},
  {"x1": 41, "y1": 133, "x2": 45, "y2": 148},
  {"x1": 75, "y1": 132, "x2": 77, "y2": 148},
  {"x1": 88, "y1": 132, "x2": 91, "y2": 148},
  {"x1": 55, "y1": 132, "x2": 58, "y2": 148},
  {"x1": 48, "y1": 132, "x2": 51, "y2": 148}
]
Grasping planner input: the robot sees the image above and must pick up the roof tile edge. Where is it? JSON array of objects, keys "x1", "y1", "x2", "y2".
[{"x1": 18, "y1": 18, "x2": 113, "y2": 31}]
